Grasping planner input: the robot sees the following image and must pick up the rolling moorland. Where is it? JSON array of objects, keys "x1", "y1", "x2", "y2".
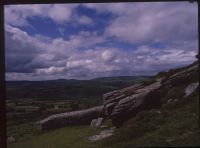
[
  {"x1": 6, "y1": 76, "x2": 150, "y2": 144},
  {"x1": 6, "y1": 76, "x2": 150, "y2": 100},
  {"x1": 6, "y1": 60, "x2": 199, "y2": 148},
  {"x1": 6, "y1": 76, "x2": 150, "y2": 125}
]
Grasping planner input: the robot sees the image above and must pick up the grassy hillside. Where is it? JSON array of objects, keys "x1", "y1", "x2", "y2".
[
  {"x1": 7, "y1": 89, "x2": 199, "y2": 148},
  {"x1": 7, "y1": 61, "x2": 199, "y2": 147},
  {"x1": 98, "y1": 88, "x2": 199, "y2": 147},
  {"x1": 6, "y1": 76, "x2": 151, "y2": 146}
]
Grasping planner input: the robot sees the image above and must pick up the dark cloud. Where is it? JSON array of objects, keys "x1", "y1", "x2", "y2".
[{"x1": 5, "y1": 31, "x2": 39, "y2": 73}]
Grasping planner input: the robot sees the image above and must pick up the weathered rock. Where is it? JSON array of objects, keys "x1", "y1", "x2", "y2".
[
  {"x1": 37, "y1": 60, "x2": 198, "y2": 131},
  {"x1": 169, "y1": 64, "x2": 198, "y2": 80},
  {"x1": 90, "y1": 119, "x2": 97, "y2": 127},
  {"x1": 7, "y1": 136, "x2": 16, "y2": 143},
  {"x1": 100, "y1": 125, "x2": 108, "y2": 128},
  {"x1": 88, "y1": 127, "x2": 115, "y2": 142},
  {"x1": 103, "y1": 78, "x2": 163, "y2": 127},
  {"x1": 37, "y1": 106, "x2": 104, "y2": 130},
  {"x1": 164, "y1": 63, "x2": 199, "y2": 89},
  {"x1": 103, "y1": 84, "x2": 143, "y2": 105},
  {"x1": 166, "y1": 138, "x2": 175, "y2": 143},
  {"x1": 95, "y1": 117, "x2": 104, "y2": 127},
  {"x1": 90, "y1": 117, "x2": 104, "y2": 127},
  {"x1": 167, "y1": 99, "x2": 173, "y2": 103},
  {"x1": 174, "y1": 99, "x2": 178, "y2": 102},
  {"x1": 184, "y1": 82, "x2": 199, "y2": 97}
]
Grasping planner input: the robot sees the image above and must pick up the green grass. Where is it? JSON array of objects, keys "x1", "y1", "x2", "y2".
[
  {"x1": 97, "y1": 89, "x2": 199, "y2": 147},
  {"x1": 6, "y1": 76, "x2": 150, "y2": 100},
  {"x1": 7, "y1": 117, "x2": 115, "y2": 148},
  {"x1": 6, "y1": 122, "x2": 38, "y2": 141},
  {"x1": 7, "y1": 84, "x2": 199, "y2": 147},
  {"x1": 7, "y1": 125, "x2": 103, "y2": 148},
  {"x1": 6, "y1": 63, "x2": 199, "y2": 147},
  {"x1": 7, "y1": 90, "x2": 199, "y2": 148}
]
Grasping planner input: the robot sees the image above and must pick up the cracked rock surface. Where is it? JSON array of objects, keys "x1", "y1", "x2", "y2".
[
  {"x1": 37, "y1": 106, "x2": 104, "y2": 130},
  {"x1": 103, "y1": 78, "x2": 163, "y2": 127}
]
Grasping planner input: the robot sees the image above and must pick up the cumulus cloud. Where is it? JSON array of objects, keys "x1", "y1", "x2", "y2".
[
  {"x1": 5, "y1": 25, "x2": 45, "y2": 73},
  {"x1": 101, "y1": 50, "x2": 115, "y2": 62},
  {"x1": 5, "y1": 25, "x2": 107, "y2": 78},
  {"x1": 85, "y1": 2, "x2": 198, "y2": 44},
  {"x1": 4, "y1": 2, "x2": 198, "y2": 80},
  {"x1": 5, "y1": 4, "x2": 80, "y2": 26},
  {"x1": 36, "y1": 66, "x2": 65, "y2": 75},
  {"x1": 77, "y1": 15, "x2": 93, "y2": 25},
  {"x1": 5, "y1": 25, "x2": 197, "y2": 81}
]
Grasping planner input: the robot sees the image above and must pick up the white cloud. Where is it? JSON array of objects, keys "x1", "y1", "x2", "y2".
[
  {"x1": 5, "y1": 4, "x2": 79, "y2": 26},
  {"x1": 6, "y1": 39, "x2": 197, "y2": 80},
  {"x1": 78, "y1": 15, "x2": 93, "y2": 25},
  {"x1": 85, "y1": 2, "x2": 198, "y2": 45},
  {"x1": 48, "y1": 4, "x2": 75, "y2": 23},
  {"x1": 101, "y1": 50, "x2": 115, "y2": 62},
  {"x1": 5, "y1": 3, "x2": 198, "y2": 80},
  {"x1": 5, "y1": 25, "x2": 107, "y2": 78},
  {"x1": 66, "y1": 59, "x2": 92, "y2": 69},
  {"x1": 36, "y1": 66, "x2": 65, "y2": 75}
]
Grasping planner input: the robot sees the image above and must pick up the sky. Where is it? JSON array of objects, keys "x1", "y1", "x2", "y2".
[{"x1": 4, "y1": 2, "x2": 198, "y2": 80}]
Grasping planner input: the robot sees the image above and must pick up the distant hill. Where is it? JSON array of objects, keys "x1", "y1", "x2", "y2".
[{"x1": 6, "y1": 76, "x2": 151, "y2": 100}]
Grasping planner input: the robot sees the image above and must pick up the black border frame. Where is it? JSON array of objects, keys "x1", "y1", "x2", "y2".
[{"x1": 0, "y1": 1, "x2": 199, "y2": 148}]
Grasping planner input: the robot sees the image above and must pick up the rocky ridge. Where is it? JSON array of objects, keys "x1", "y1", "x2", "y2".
[
  {"x1": 103, "y1": 78, "x2": 163, "y2": 127},
  {"x1": 37, "y1": 60, "x2": 199, "y2": 131},
  {"x1": 37, "y1": 106, "x2": 104, "y2": 130}
]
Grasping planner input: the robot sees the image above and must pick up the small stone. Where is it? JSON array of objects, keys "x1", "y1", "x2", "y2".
[
  {"x1": 88, "y1": 127, "x2": 115, "y2": 142},
  {"x1": 90, "y1": 117, "x2": 104, "y2": 128},
  {"x1": 110, "y1": 127, "x2": 116, "y2": 130},
  {"x1": 166, "y1": 138, "x2": 175, "y2": 143},
  {"x1": 167, "y1": 99, "x2": 172, "y2": 103},
  {"x1": 100, "y1": 125, "x2": 108, "y2": 128},
  {"x1": 90, "y1": 119, "x2": 97, "y2": 127},
  {"x1": 184, "y1": 82, "x2": 199, "y2": 97},
  {"x1": 154, "y1": 110, "x2": 161, "y2": 114},
  {"x1": 7, "y1": 136, "x2": 16, "y2": 143},
  {"x1": 95, "y1": 117, "x2": 104, "y2": 127},
  {"x1": 174, "y1": 99, "x2": 178, "y2": 102}
]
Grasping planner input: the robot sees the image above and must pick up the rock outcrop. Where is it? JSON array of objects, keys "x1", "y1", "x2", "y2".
[
  {"x1": 103, "y1": 78, "x2": 163, "y2": 127},
  {"x1": 7, "y1": 136, "x2": 16, "y2": 143},
  {"x1": 90, "y1": 117, "x2": 104, "y2": 128},
  {"x1": 163, "y1": 63, "x2": 198, "y2": 89},
  {"x1": 88, "y1": 127, "x2": 116, "y2": 142},
  {"x1": 184, "y1": 82, "x2": 199, "y2": 97},
  {"x1": 37, "y1": 106, "x2": 104, "y2": 130},
  {"x1": 37, "y1": 79, "x2": 164, "y2": 129},
  {"x1": 37, "y1": 60, "x2": 198, "y2": 130}
]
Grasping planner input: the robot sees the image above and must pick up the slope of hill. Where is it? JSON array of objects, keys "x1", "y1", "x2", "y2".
[
  {"x1": 7, "y1": 60, "x2": 199, "y2": 147},
  {"x1": 98, "y1": 61, "x2": 199, "y2": 147}
]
